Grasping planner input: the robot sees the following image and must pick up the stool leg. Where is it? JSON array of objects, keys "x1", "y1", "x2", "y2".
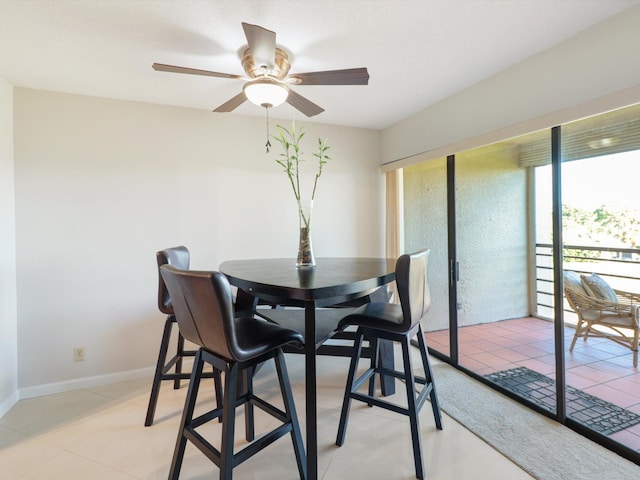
[
  {"x1": 401, "y1": 337, "x2": 424, "y2": 480},
  {"x1": 214, "y1": 368, "x2": 224, "y2": 424},
  {"x1": 274, "y1": 349, "x2": 306, "y2": 480},
  {"x1": 244, "y1": 366, "x2": 255, "y2": 441},
  {"x1": 417, "y1": 325, "x2": 442, "y2": 430},
  {"x1": 221, "y1": 362, "x2": 240, "y2": 480},
  {"x1": 379, "y1": 339, "x2": 395, "y2": 396},
  {"x1": 145, "y1": 315, "x2": 174, "y2": 426},
  {"x1": 367, "y1": 336, "x2": 379, "y2": 406},
  {"x1": 168, "y1": 349, "x2": 205, "y2": 480},
  {"x1": 174, "y1": 332, "x2": 186, "y2": 389},
  {"x1": 336, "y1": 329, "x2": 365, "y2": 446}
]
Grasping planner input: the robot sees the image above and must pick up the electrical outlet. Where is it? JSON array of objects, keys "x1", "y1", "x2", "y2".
[{"x1": 73, "y1": 347, "x2": 86, "y2": 362}]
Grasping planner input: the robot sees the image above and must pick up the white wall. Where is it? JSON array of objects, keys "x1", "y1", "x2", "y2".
[
  {"x1": 13, "y1": 89, "x2": 383, "y2": 394},
  {"x1": 0, "y1": 75, "x2": 18, "y2": 415},
  {"x1": 381, "y1": 5, "x2": 640, "y2": 167}
]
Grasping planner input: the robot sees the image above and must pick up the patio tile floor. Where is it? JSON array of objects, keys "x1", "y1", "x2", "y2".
[{"x1": 425, "y1": 316, "x2": 640, "y2": 453}]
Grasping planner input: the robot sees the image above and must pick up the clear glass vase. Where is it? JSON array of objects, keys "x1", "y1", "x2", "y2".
[{"x1": 296, "y1": 199, "x2": 315, "y2": 267}]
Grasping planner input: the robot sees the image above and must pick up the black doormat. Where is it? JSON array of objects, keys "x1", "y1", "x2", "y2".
[{"x1": 485, "y1": 366, "x2": 640, "y2": 435}]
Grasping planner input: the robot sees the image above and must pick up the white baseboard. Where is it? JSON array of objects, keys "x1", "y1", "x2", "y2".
[
  {"x1": 0, "y1": 390, "x2": 19, "y2": 419},
  {"x1": 18, "y1": 366, "x2": 154, "y2": 400}
]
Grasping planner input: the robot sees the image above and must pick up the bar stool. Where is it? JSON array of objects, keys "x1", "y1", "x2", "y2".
[
  {"x1": 145, "y1": 246, "x2": 224, "y2": 426},
  {"x1": 160, "y1": 264, "x2": 306, "y2": 480},
  {"x1": 335, "y1": 249, "x2": 443, "y2": 480}
]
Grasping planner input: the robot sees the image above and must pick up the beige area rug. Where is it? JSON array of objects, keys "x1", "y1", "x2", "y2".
[{"x1": 432, "y1": 362, "x2": 639, "y2": 480}]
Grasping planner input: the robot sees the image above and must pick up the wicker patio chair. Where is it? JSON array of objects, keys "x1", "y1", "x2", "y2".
[{"x1": 564, "y1": 271, "x2": 640, "y2": 367}]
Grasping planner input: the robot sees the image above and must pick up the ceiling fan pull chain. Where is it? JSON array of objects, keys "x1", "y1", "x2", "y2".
[{"x1": 265, "y1": 106, "x2": 272, "y2": 153}]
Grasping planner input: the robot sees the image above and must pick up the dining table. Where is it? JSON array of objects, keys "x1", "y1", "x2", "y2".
[{"x1": 219, "y1": 257, "x2": 396, "y2": 480}]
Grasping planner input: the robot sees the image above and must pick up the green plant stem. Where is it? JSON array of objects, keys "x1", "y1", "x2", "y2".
[{"x1": 273, "y1": 122, "x2": 331, "y2": 232}]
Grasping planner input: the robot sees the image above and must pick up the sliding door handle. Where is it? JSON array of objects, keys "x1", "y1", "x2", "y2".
[{"x1": 449, "y1": 259, "x2": 460, "y2": 285}]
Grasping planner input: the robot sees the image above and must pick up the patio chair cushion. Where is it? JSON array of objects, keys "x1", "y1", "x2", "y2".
[
  {"x1": 563, "y1": 271, "x2": 588, "y2": 296},
  {"x1": 580, "y1": 273, "x2": 618, "y2": 303}
]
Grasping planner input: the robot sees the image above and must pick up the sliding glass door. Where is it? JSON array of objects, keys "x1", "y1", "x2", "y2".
[
  {"x1": 401, "y1": 102, "x2": 640, "y2": 463},
  {"x1": 560, "y1": 105, "x2": 640, "y2": 451},
  {"x1": 452, "y1": 131, "x2": 561, "y2": 415}
]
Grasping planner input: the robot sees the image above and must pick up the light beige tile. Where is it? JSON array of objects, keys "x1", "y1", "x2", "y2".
[
  {"x1": 16, "y1": 451, "x2": 139, "y2": 480},
  {"x1": 0, "y1": 351, "x2": 536, "y2": 480},
  {"x1": 64, "y1": 401, "x2": 181, "y2": 479},
  {"x1": 323, "y1": 408, "x2": 534, "y2": 480},
  {"x1": 0, "y1": 389, "x2": 116, "y2": 435},
  {"x1": 87, "y1": 378, "x2": 150, "y2": 405},
  {"x1": 0, "y1": 425, "x2": 63, "y2": 480},
  {"x1": 421, "y1": 411, "x2": 535, "y2": 480}
]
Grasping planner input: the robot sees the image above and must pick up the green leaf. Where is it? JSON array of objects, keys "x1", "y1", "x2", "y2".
[{"x1": 271, "y1": 122, "x2": 331, "y2": 205}]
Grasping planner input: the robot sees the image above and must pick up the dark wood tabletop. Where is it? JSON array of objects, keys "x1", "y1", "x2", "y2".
[{"x1": 219, "y1": 257, "x2": 396, "y2": 304}]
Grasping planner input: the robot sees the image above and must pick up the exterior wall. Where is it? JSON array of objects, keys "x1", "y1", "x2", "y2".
[
  {"x1": 403, "y1": 144, "x2": 528, "y2": 330},
  {"x1": 13, "y1": 88, "x2": 384, "y2": 394},
  {"x1": 403, "y1": 157, "x2": 449, "y2": 331},
  {"x1": 455, "y1": 144, "x2": 529, "y2": 326},
  {"x1": 0, "y1": 75, "x2": 18, "y2": 416}
]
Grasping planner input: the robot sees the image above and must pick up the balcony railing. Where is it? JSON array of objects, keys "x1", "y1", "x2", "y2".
[{"x1": 535, "y1": 243, "x2": 640, "y2": 320}]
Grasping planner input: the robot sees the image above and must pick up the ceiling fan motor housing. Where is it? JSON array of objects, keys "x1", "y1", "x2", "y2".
[{"x1": 242, "y1": 47, "x2": 291, "y2": 80}]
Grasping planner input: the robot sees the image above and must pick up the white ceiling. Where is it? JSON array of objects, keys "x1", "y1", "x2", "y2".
[{"x1": 1, "y1": 0, "x2": 638, "y2": 130}]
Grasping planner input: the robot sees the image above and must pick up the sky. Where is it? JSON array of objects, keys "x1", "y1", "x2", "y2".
[
  {"x1": 559, "y1": 150, "x2": 640, "y2": 210},
  {"x1": 536, "y1": 149, "x2": 640, "y2": 211},
  {"x1": 535, "y1": 149, "x2": 640, "y2": 242}
]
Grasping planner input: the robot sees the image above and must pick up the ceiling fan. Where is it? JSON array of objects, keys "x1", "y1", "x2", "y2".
[{"x1": 152, "y1": 22, "x2": 369, "y2": 117}]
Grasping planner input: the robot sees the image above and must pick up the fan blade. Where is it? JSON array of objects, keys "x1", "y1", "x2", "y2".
[
  {"x1": 213, "y1": 92, "x2": 248, "y2": 112},
  {"x1": 242, "y1": 22, "x2": 276, "y2": 70},
  {"x1": 152, "y1": 63, "x2": 243, "y2": 80},
  {"x1": 290, "y1": 68, "x2": 369, "y2": 86},
  {"x1": 286, "y1": 89, "x2": 324, "y2": 117}
]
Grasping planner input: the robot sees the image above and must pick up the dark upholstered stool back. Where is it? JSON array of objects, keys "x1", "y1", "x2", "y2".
[
  {"x1": 335, "y1": 248, "x2": 442, "y2": 480},
  {"x1": 160, "y1": 265, "x2": 237, "y2": 361},
  {"x1": 157, "y1": 245, "x2": 189, "y2": 315},
  {"x1": 145, "y1": 245, "x2": 223, "y2": 427},
  {"x1": 396, "y1": 249, "x2": 430, "y2": 331},
  {"x1": 159, "y1": 265, "x2": 306, "y2": 480},
  {"x1": 160, "y1": 265, "x2": 303, "y2": 363}
]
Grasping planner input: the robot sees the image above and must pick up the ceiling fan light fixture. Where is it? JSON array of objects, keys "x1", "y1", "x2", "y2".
[{"x1": 243, "y1": 77, "x2": 289, "y2": 108}]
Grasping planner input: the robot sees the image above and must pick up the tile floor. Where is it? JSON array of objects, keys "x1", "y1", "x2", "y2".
[
  {"x1": 426, "y1": 316, "x2": 640, "y2": 451},
  {"x1": 0, "y1": 352, "x2": 536, "y2": 480}
]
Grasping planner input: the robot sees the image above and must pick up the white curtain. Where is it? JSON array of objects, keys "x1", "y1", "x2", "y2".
[{"x1": 385, "y1": 169, "x2": 403, "y2": 303}]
